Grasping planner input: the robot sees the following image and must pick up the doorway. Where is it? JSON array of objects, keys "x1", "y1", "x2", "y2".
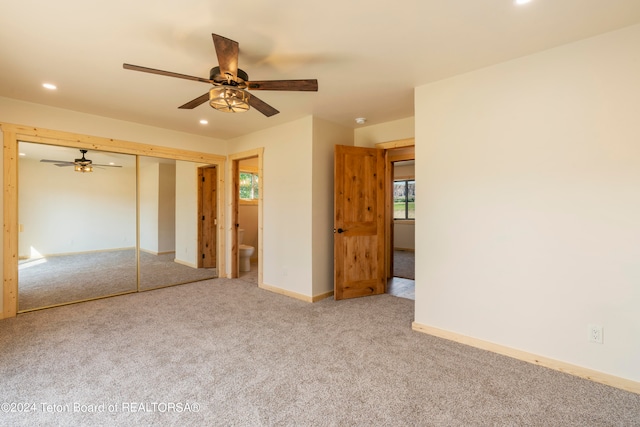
[
  {"x1": 332, "y1": 141, "x2": 415, "y2": 301},
  {"x1": 229, "y1": 148, "x2": 263, "y2": 284},
  {"x1": 378, "y1": 140, "x2": 415, "y2": 300},
  {"x1": 388, "y1": 160, "x2": 415, "y2": 300}
]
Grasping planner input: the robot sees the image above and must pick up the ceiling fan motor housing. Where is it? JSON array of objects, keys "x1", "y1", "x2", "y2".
[
  {"x1": 210, "y1": 66, "x2": 249, "y2": 86},
  {"x1": 74, "y1": 149, "x2": 91, "y2": 165}
]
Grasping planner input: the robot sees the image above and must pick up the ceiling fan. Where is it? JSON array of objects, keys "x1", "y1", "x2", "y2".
[
  {"x1": 123, "y1": 33, "x2": 318, "y2": 117},
  {"x1": 40, "y1": 149, "x2": 122, "y2": 173}
]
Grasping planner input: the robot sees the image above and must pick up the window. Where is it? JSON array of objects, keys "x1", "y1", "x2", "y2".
[
  {"x1": 239, "y1": 171, "x2": 259, "y2": 201},
  {"x1": 393, "y1": 179, "x2": 415, "y2": 220}
]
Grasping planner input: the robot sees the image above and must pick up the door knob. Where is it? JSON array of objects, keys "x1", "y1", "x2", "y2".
[{"x1": 337, "y1": 228, "x2": 345, "y2": 234}]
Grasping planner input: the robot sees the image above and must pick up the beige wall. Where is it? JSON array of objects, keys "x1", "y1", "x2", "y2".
[
  {"x1": 0, "y1": 97, "x2": 226, "y2": 153},
  {"x1": 139, "y1": 161, "x2": 160, "y2": 253},
  {"x1": 354, "y1": 117, "x2": 414, "y2": 147},
  {"x1": 140, "y1": 160, "x2": 176, "y2": 254},
  {"x1": 19, "y1": 154, "x2": 136, "y2": 257},
  {"x1": 228, "y1": 117, "x2": 314, "y2": 296},
  {"x1": 312, "y1": 117, "x2": 353, "y2": 296},
  {"x1": 174, "y1": 161, "x2": 208, "y2": 267},
  {"x1": 414, "y1": 24, "x2": 640, "y2": 382},
  {"x1": 228, "y1": 116, "x2": 351, "y2": 298},
  {"x1": 238, "y1": 204, "x2": 258, "y2": 255},
  {"x1": 394, "y1": 163, "x2": 414, "y2": 179},
  {"x1": 157, "y1": 163, "x2": 177, "y2": 253}
]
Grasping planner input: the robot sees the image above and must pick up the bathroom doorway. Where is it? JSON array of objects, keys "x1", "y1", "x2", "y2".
[{"x1": 229, "y1": 148, "x2": 263, "y2": 284}]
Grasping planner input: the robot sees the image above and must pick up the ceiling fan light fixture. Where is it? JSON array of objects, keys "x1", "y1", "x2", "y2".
[
  {"x1": 74, "y1": 164, "x2": 93, "y2": 173},
  {"x1": 209, "y1": 87, "x2": 250, "y2": 113}
]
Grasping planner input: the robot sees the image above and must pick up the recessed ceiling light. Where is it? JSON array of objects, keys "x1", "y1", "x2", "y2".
[
  {"x1": 355, "y1": 117, "x2": 367, "y2": 125},
  {"x1": 19, "y1": 153, "x2": 26, "y2": 156},
  {"x1": 199, "y1": 119, "x2": 208, "y2": 125},
  {"x1": 42, "y1": 83, "x2": 57, "y2": 90},
  {"x1": 109, "y1": 162, "x2": 115, "y2": 166},
  {"x1": 515, "y1": 0, "x2": 532, "y2": 5}
]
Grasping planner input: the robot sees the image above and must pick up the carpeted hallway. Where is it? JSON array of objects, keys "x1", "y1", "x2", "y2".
[{"x1": 1, "y1": 278, "x2": 638, "y2": 426}]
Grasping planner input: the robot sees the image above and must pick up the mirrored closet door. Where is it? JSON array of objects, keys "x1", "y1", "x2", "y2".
[
  {"x1": 17, "y1": 144, "x2": 221, "y2": 312},
  {"x1": 138, "y1": 157, "x2": 217, "y2": 290},
  {"x1": 18, "y1": 142, "x2": 137, "y2": 311}
]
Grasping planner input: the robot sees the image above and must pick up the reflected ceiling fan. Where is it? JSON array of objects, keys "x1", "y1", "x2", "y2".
[
  {"x1": 123, "y1": 33, "x2": 318, "y2": 117},
  {"x1": 40, "y1": 149, "x2": 122, "y2": 173}
]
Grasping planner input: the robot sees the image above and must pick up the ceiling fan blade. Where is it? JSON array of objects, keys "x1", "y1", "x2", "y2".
[
  {"x1": 40, "y1": 159, "x2": 73, "y2": 165},
  {"x1": 92, "y1": 163, "x2": 123, "y2": 168},
  {"x1": 178, "y1": 93, "x2": 210, "y2": 109},
  {"x1": 123, "y1": 63, "x2": 214, "y2": 84},
  {"x1": 212, "y1": 34, "x2": 239, "y2": 80},
  {"x1": 246, "y1": 79, "x2": 318, "y2": 91},
  {"x1": 248, "y1": 94, "x2": 279, "y2": 117},
  {"x1": 53, "y1": 163, "x2": 74, "y2": 167}
]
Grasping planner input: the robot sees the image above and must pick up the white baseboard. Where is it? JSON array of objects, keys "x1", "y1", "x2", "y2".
[{"x1": 412, "y1": 322, "x2": 640, "y2": 395}]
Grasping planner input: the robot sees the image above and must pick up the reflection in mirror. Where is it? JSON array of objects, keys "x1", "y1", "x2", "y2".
[
  {"x1": 18, "y1": 142, "x2": 137, "y2": 311},
  {"x1": 138, "y1": 157, "x2": 217, "y2": 290}
]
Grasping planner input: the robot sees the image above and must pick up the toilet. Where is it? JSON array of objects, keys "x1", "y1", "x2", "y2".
[{"x1": 238, "y1": 228, "x2": 255, "y2": 272}]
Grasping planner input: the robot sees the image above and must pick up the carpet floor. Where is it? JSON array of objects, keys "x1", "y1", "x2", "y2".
[
  {"x1": 1, "y1": 278, "x2": 638, "y2": 426},
  {"x1": 18, "y1": 250, "x2": 216, "y2": 311}
]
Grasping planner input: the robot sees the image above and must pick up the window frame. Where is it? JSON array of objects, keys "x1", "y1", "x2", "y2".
[
  {"x1": 393, "y1": 178, "x2": 415, "y2": 221},
  {"x1": 239, "y1": 168, "x2": 259, "y2": 205}
]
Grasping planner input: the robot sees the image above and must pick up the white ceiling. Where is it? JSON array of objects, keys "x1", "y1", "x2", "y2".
[{"x1": 2, "y1": 1, "x2": 640, "y2": 140}]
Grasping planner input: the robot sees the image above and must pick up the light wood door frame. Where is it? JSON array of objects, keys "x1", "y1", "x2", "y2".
[
  {"x1": 375, "y1": 138, "x2": 415, "y2": 280},
  {"x1": 228, "y1": 148, "x2": 263, "y2": 283},
  {"x1": 0, "y1": 122, "x2": 226, "y2": 319},
  {"x1": 198, "y1": 166, "x2": 217, "y2": 268}
]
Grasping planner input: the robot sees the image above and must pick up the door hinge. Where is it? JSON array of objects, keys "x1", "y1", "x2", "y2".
[
  {"x1": 202, "y1": 215, "x2": 205, "y2": 221},
  {"x1": 202, "y1": 254, "x2": 205, "y2": 259}
]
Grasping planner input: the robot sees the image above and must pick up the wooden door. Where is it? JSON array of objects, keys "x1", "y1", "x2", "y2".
[
  {"x1": 334, "y1": 145, "x2": 386, "y2": 300},
  {"x1": 198, "y1": 166, "x2": 217, "y2": 268}
]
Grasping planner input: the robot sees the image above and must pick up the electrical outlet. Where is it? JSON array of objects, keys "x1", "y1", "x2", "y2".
[{"x1": 588, "y1": 324, "x2": 603, "y2": 344}]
